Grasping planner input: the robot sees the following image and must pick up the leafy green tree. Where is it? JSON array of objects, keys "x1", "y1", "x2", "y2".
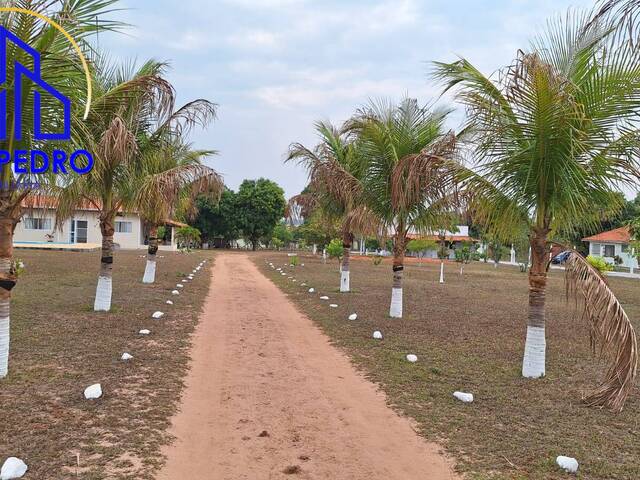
[
  {"x1": 296, "y1": 212, "x2": 336, "y2": 250},
  {"x1": 326, "y1": 239, "x2": 344, "y2": 263},
  {"x1": 406, "y1": 239, "x2": 437, "y2": 260},
  {"x1": 236, "y1": 179, "x2": 286, "y2": 250},
  {"x1": 193, "y1": 189, "x2": 240, "y2": 246},
  {"x1": 434, "y1": 8, "x2": 640, "y2": 408},
  {"x1": 176, "y1": 226, "x2": 201, "y2": 249},
  {"x1": 454, "y1": 242, "x2": 473, "y2": 275},
  {"x1": 272, "y1": 221, "x2": 294, "y2": 249}
]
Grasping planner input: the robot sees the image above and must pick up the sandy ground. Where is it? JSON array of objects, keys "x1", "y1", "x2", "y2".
[{"x1": 158, "y1": 253, "x2": 459, "y2": 480}]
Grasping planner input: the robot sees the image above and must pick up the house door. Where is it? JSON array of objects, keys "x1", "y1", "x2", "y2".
[{"x1": 70, "y1": 220, "x2": 88, "y2": 243}]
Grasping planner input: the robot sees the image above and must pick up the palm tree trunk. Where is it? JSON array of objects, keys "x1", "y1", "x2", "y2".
[
  {"x1": 389, "y1": 233, "x2": 405, "y2": 318},
  {"x1": 94, "y1": 215, "x2": 115, "y2": 312},
  {"x1": 143, "y1": 225, "x2": 159, "y2": 284},
  {"x1": 0, "y1": 216, "x2": 15, "y2": 377},
  {"x1": 340, "y1": 232, "x2": 353, "y2": 293},
  {"x1": 522, "y1": 229, "x2": 549, "y2": 378}
]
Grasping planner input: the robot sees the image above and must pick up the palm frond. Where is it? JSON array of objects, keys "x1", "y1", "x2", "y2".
[{"x1": 565, "y1": 251, "x2": 638, "y2": 411}]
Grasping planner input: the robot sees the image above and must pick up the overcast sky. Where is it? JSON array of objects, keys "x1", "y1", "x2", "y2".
[{"x1": 101, "y1": 0, "x2": 599, "y2": 199}]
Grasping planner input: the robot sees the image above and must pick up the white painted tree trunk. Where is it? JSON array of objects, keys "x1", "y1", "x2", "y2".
[
  {"x1": 340, "y1": 270, "x2": 350, "y2": 292},
  {"x1": 522, "y1": 325, "x2": 546, "y2": 378},
  {"x1": 143, "y1": 259, "x2": 156, "y2": 284},
  {"x1": 389, "y1": 287, "x2": 402, "y2": 318},
  {"x1": 94, "y1": 276, "x2": 112, "y2": 312},
  {"x1": 439, "y1": 261, "x2": 445, "y2": 283},
  {"x1": 0, "y1": 299, "x2": 9, "y2": 378}
]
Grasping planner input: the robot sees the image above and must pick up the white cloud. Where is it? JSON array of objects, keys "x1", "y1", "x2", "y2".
[{"x1": 227, "y1": 29, "x2": 282, "y2": 50}]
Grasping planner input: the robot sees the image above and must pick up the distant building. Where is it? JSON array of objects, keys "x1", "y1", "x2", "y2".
[
  {"x1": 583, "y1": 226, "x2": 637, "y2": 269},
  {"x1": 407, "y1": 226, "x2": 478, "y2": 259},
  {"x1": 14, "y1": 196, "x2": 184, "y2": 251}
]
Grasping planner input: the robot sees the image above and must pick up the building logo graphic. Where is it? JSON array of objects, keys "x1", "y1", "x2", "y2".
[
  {"x1": 0, "y1": 26, "x2": 71, "y2": 141},
  {"x1": 0, "y1": 7, "x2": 94, "y2": 177}
]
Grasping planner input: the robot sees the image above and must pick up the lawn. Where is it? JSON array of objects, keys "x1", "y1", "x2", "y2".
[
  {"x1": 256, "y1": 253, "x2": 640, "y2": 480},
  {"x1": 0, "y1": 249, "x2": 213, "y2": 480}
]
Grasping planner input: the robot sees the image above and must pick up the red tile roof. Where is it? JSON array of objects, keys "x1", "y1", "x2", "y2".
[
  {"x1": 582, "y1": 226, "x2": 631, "y2": 243},
  {"x1": 407, "y1": 233, "x2": 478, "y2": 242}
]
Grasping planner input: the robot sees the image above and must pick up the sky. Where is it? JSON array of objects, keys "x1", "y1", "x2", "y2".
[{"x1": 100, "y1": 0, "x2": 593, "y2": 199}]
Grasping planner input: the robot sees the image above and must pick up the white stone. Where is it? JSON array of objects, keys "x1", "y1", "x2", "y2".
[
  {"x1": 182, "y1": 279, "x2": 188, "y2": 282},
  {"x1": 301, "y1": 264, "x2": 305, "y2": 267},
  {"x1": 152, "y1": 311, "x2": 164, "y2": 319},
  {"x1": 84, "y1": 383, "x2": 102, "y2": 400},
  {"x1": 406, "y1": 354, "x2": 418, "y2": 363},
  {"x1": 556, "y1": 456, "x2": 579, "y2": 474},
  {"x1": 320, "y1": 296, "x2": 329, "y2": 300},
  {"x1": 121, "y1": 353, "x2": 133, "y2": 361},
  {"x1": 292, "y1": 279, "x2": 297, "y2": 282},
  {"x1": 139, "y1": 329, "x2": 150, "y2": 335},
  {"x1": 301, "y1": 283, "x2": 307, "y2": 286},
  {"x1": 171, "y1": 290, "x2": 180, "y2": 295},
  {"x1": 176, "y1": 284, "x2": 184, "y2": 288},
  {"x1": 329, "y1": 304, "x2": 338, "y2": 308},
  {"x1": 348, "y1": 313, "x2": 358, "y2": 321},
  {"x1": 453, "y1": 391, "x2": 474, "y2": 403},
  {"x1": 192, "y1": 270, "x2": 197, "y2": 273},
  {"x1": 0, "y1": 457, "x2": 27, "y2": 479},
  {"x1": 166, "y1": 300, "x2": 173, "y2": 305},
  {"x1": 373, "y1": 331, "x2": 383, "y2": 339},
  {"x1": 308, "y1": 288, "x2": 315, "y2": 293}
]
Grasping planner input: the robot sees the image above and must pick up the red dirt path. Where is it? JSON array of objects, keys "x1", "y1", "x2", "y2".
[{"x1": 157, "y1": 252, "x2": 459, "y2": 479}]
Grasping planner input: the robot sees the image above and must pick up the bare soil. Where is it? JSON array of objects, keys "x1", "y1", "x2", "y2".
[
  {"x1": 0, "y1": 249, "x2": 212, "y2": 479},
  {"x1": 158, "y1": 252, "x2": 458, "y2": 480},
  {"x1": 255, "y1": 252, "x2": 640, "y2": 480}
]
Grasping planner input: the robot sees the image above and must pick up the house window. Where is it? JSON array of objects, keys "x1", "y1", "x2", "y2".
[
  {"x1": 622, "y1": 244, "x2": 629, "y2": 253},
  {"x1": 603, "y1": 244, "x2": 615, "y2": 257},
  {"x1": 23, "y1": 217, "x2": 51, "y2": 230},
  {"x1": 115, "y1": 221, "x2": 132, "y2": 233}
]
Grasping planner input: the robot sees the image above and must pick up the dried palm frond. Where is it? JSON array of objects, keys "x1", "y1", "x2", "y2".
[{"x1": 565, "y1": 251, "x2": 638, "y2": 411}]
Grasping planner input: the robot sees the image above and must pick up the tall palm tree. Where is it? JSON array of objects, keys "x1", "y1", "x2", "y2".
[
  {"x1": 351, "y1": 98, "x2": 460, "y2": 318},
  {"x1": 135, "y1": 138, "x2": 223, "y2": 284},
  {"x1": 433, "y1": 10, "x2": 640, "y2": 381},
  {"x1": 0, "y1": 1, "x2": 122, "y2": 377},
  {"x1": 287, "y1": 121, "x2": 370, "y2": 293},
  {"x1": 56, "y1": 58, "x2": 175, "y2": 311}
]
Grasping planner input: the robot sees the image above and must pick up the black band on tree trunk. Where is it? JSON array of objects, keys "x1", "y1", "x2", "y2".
[
  {"x1": 148, "y1": 237, "x2": 157, "y2": 241},
  {"x1": 101, "y1": 256, "x2": 113, "y2": 264},
  {"x1": 343, "y1": 244, "x2": 350, "y2": 249},
  {"x1": 148, "y1": 245, "x2": 158, "y2": 255},
  {"x1": 393, "y1": 265, "x2": 404, "y2": 272},
  {"x1": 0, "y1": 278, "x2": 16, "y2": 291}
]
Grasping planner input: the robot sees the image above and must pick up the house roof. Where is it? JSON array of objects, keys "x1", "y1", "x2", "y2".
[
  {"x1": 407, "y1": 233, "x2": 478, "y2": 242},
  {"x1": 21, "y1": 195, "x2": 128, "y2": 213},
  {"x1": 164, "y1": 219, "x2": 188, "y2": 228},
  {"x1": 582, "y1": 226, "x2": 631, "y2": 243}
]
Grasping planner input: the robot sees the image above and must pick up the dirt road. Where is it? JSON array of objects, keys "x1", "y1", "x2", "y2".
[{"x1": 158, "y1": 253, "x2": 458, "y2": 480}]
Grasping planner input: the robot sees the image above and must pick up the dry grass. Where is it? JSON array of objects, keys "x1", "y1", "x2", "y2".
[
  {"x1": 0, "y1": 249, "x2": 212, "y2": 479},
  {"x1": 256, "y1": 253, "x2": 640, "y2": 480}
]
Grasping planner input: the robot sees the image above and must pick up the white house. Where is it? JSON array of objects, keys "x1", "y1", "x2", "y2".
[
  {"x1": 14, "y1": 197, "x2": 182, "y2": 250},
  {"x1": 583, "y1": 226, "x2": 638, "y2": 270}
]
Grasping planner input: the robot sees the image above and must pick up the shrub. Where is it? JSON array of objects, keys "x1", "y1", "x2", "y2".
[
  {"x1": 326, "y1": 239, "x2": 343, "y2": 261},
  {"x1": 290, "y1": 255, "x2": 299, "y2": 266},
  {"x1": 587, "y1": 255, "x2": 614, "y2": 273}
]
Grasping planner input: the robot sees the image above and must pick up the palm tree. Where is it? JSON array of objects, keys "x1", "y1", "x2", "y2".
[
  {"x1": 433, "y1": 10, "x2": 640, "y2": 381},
  {"x1": 135, "y1": 138, "x2": 223, "y2": 283},
  {"x1": 351, "y1": 98, "x2": 460, "y2": 318},
  {"x1": 0, "y1": 1, "x2": 121, "y2": 377},
  {"x1": 287, "y1": 121, "x2": 370, "y2": 293},
  {"x1": 56, "y1": 58, "x2": 175, "y2": 311}
]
